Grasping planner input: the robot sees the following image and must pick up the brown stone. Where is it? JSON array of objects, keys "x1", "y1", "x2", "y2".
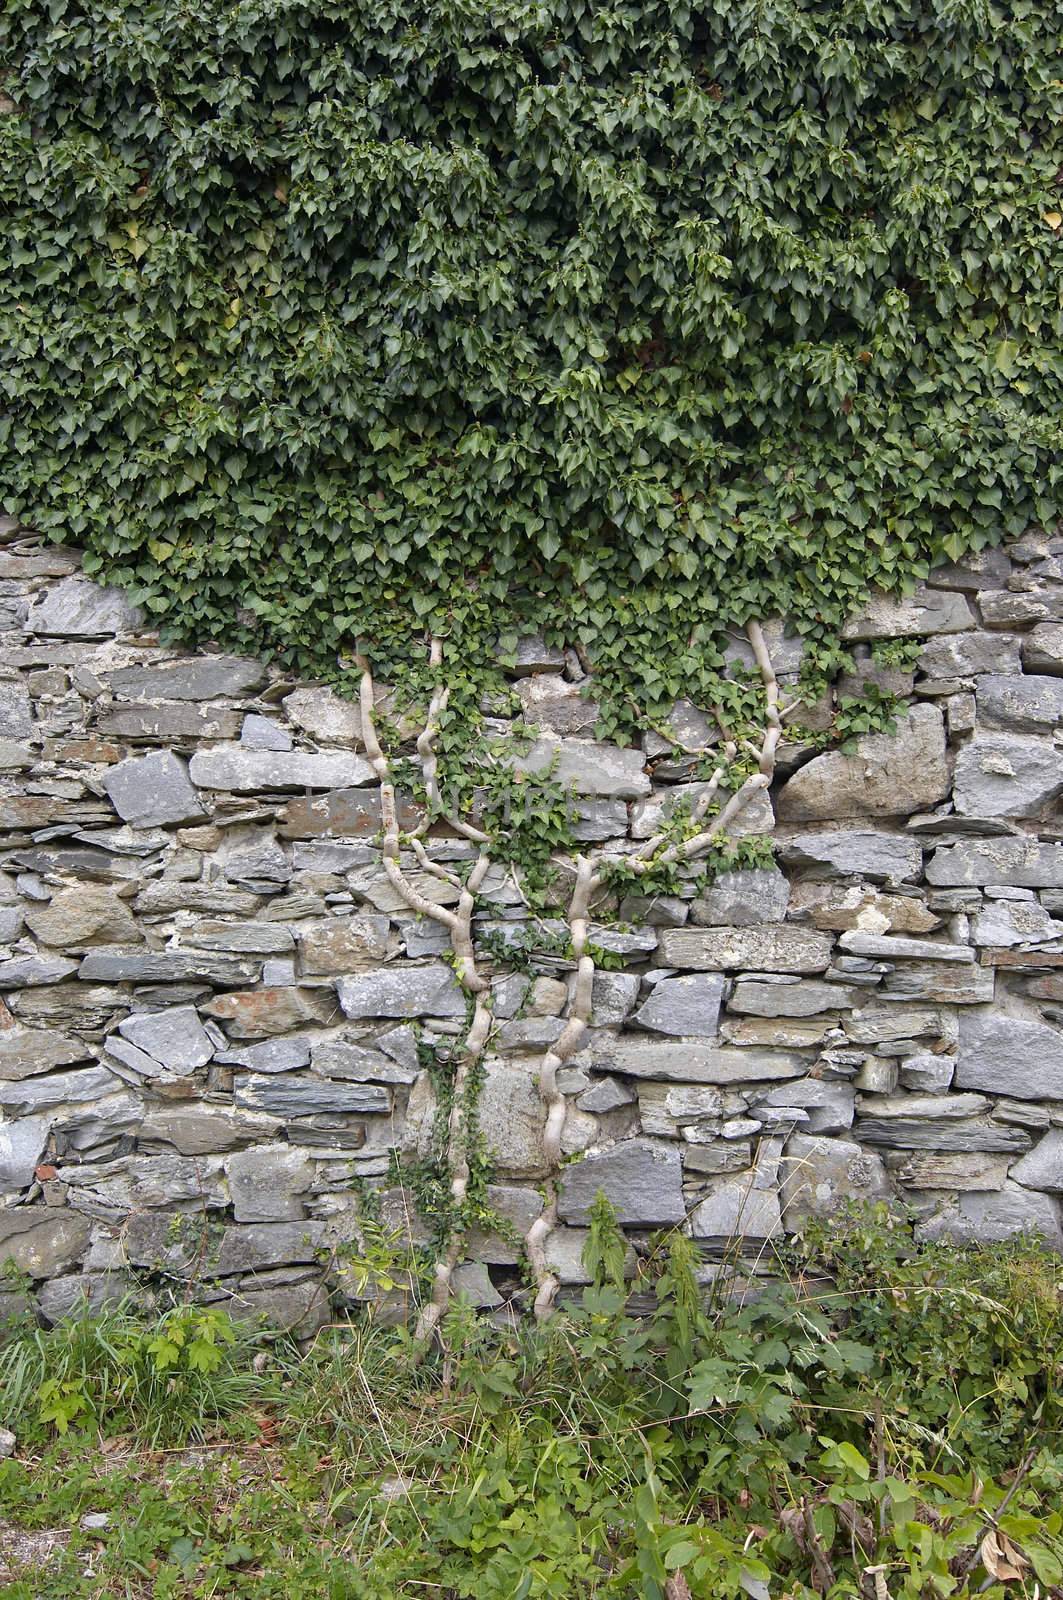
[
  {"x1": 296, "y1": 916, "x2": 391, "y2": 977},
  {"x1": 278, "y1": 788, "x2": 416, "y2": 839},
  {"x1": 981, "y1": 950, "x2": 1063, "y2": 969},
  {"x1": 24, "y1": 887, "x2": 143, "y2": 949},
  {"x1": 43, "y1": 737, "x2": 125, "y2": 763},
  {"x1": 201, "y1": 986, "x2": 338, "y2": 1038}
]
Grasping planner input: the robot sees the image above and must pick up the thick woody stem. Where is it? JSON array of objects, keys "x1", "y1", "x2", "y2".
[
  {"x1": 525, "y1": 854, "x2": 598, "y2": 1319},
  {"x1": 356, "y1": 647, "x2": 492, "y2": 1349},
  {"x1": 526, "y1": 622, "x2": 784, "y2": 1321}
]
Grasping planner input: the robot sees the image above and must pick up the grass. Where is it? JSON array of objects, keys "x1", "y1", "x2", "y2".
[{"x1": 2, "y1": 1209, "x2": 1063, "y2": 1598}]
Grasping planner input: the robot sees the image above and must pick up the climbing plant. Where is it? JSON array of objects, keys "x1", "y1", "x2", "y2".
[{"x1": 1, "y1": 0, "x2": 1061, "y2": 731}]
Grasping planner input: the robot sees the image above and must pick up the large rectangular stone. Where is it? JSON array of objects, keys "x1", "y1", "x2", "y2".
[
  {"x1": 925, "y1": 839, "x2": 1063, "y2": 888},
  {"x1": 78, "y1": 949, "x2": 259, "y2": 986},
  {"x1": 656, "y1": 926, "x2": 832, "y2": 973},
  {"x1": 336, "y1": 962, "x2": 465, "y2": 1019},
  {"x1": 838, "y1": 931, "x2": 973, "y2": 963},
  {"x1": 589, "y1": 1037, "x2": 807, "y2": 1084},
  {"x1": 955, "y1": 1014, "x2": 1063, "y2": 1100},
  {"x1": 233, "y1": 1072, "x2": 391, "y2": 1117},
  {"x1": 558, "y1": 1138, "x2": 684, "y2": 1225},
  {"x1": 512, "y1": 737, "x2": 651, "y2": 799},
  {"x1": 189, "y1": 747, "x2": 374, "y2": 792}
]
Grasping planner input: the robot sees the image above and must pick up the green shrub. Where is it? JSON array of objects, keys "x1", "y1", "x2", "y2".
[{"x1": 0, "y1": 1298, "x2": 269, "y2": 1446}]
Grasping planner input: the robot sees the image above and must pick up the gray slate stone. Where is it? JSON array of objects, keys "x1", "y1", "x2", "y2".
[
  {"x1": 976, "y1": 674, "x2": 1063, "y2": 732},
  {"x1": 337, "y1": 962, "x2": 465, "y2": 1019},
  {"x1": 139, "y1": 1105, "x2": 278, "y2": 1155},
  {"x1": 689, "y1": 1170, "x2": 782, "y2": 1242},
  {"x1": 283, "y1": 686, "x2": 362, "y2": 744},
  {"x1": 754, "y1": 1080, "x2": 856, "y2": 1135},
  {"x1": 477, "y1": 1059, "x2": 548, "y2": 1176},
  {"x1": 189, "y1": 747, "x2": 374, "y2": 791},
  {"x1": 103, "y1": 751, "x2": 205, "y2": 828},
  {"x1": 954, "y1": 734, "x2": 1063, "y2": 819},
  {"x1": 26, "y1": 576, "x2": 143, "y2": 638},
  {"x1": 1009, "y1": 1131, "x2": 1063, "y2": 1192},
  {"x1": 108, "y1": 655, "x2": 267, "y2": 700},
  {"x1": 691, "y1": 868, "x2": 789, "y2": 927},
  {"x1": 891, "y1": 1151, "x2": 1008, "y2": 1190},
  {"x1": 1023, "y1": 623, "x2": 1063, "y2": 675},
  {"x1": 234, "y1": 1072, "x2": 391, "y2": 1117},
  {"x1": 226, "y1": 1146, "x2": 313, "y2": 1221},
  {"x1": 0, "y1": 1065, "x2": 120, "y2": 1116},
  {"x1": 513, "y1": 737, "x2": 650, "y2": 798},
  {"x1": 776, "y1": 705, "x2": 948, "y2": 821},
  {"x1": 779, "y1": 831, "x2": 922, "y2": 883},
  {"x1": 729, "y1": 978, "x2": 856, "y2": 1018},
  {"x1": 0, "y1": 954, "x2": 78, "y2": 988},
  {"x1": 632, "y1": 975, "x2": 726, "y2": 1037},
  {"x1": 0, "y1": 1112, "x2": 52, "y2": 1190},
  {"x1": 657, "y1": 925, "x2": 832, "y2": 973},
  {"x1": 855, "y1": 1117, "x2": 1031, "y2": 1152},
  {"x1": 955, "y1": 1013, "x2": 1063, "y2": 1100},
  {"x1": 558, "y1": 1137, "x2": 685, "y2": 1226},
  {"x1": 780, "y1": 1134, "x2": 892, "y2": 1229},
  {"x1": 898, "y1": 1053, "x2": 956, "y2": 1092},
  {"x1": 916, "y1": 1184, "x2": 1063, "y2": 1248},
  {"x1": 842, "y1": 586, "x2": 975, "y2": 639},
  {"x1": 970, "y1": 899, "x2": 1063, "y2": 947},
  {"x1": 0, "y1": 1025, "x2": 90, "y2": 1082},
  {"x1": 926, "y1": 839, "x2": 1063, "y2": 888},
  {"x1": 919, "y1": 632, "x2": 1022, "y2": 678},
  {"x1": 96, "y1": 703, "x2": 242, "y2": 741},
  {"x1": 215, "y1": 1035, "x2": 314, "y2": 1073},
  {"x1": 0, "y1": 1209, "x2": 91, "y2": 1277},
  {"x1": 837, "y1": 931, "x2": 973, "y2": 963},
  {"x1": 0, "y1": 681, "x2": 33, "y2": 739},
  {"x1": 312, "y1": 1036, "x2": 416, "y2": 1088},
  {"x1": 79, "y1": 949, "x2": 259, "y2": 986},
  {"x1": 117, "y1": 1006, "x2": 214, "y2": 1073},
  {"x1": 241, "y1": 713, "x2": 293, "y2": 751},
  {"x1": 589, "y1": 1037, "x2": 806, "y2": 1085}
]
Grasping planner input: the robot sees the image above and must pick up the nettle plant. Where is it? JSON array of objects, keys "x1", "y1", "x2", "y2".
[{"x1": 1, "y1": 0, "x2": 1062, "y2": 1341}]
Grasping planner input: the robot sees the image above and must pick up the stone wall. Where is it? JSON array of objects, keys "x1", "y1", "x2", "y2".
[{"x1": 1, "y1": 518, "x2": 1062, "y2": 1333}]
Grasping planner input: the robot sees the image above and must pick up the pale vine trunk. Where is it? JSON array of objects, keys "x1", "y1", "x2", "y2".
[{"x1": 355, "y1": 622, "x2": 787, "y2": 1339}]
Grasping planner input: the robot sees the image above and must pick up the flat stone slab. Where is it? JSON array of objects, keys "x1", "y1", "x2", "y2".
[
  {"x1": 336, "y1": 962, "x2": 465, "y2": 1019},
  {"x1": 776, "y1": 705, "x2": 948, "y2": 821},
  {"x1": 779, "y1": 830, "x2": 922, "y2": 883},
  {"x1": 189, "y1": 747, "x2": 374, "y2": 791},
  {"x1": 842, "y1": 586, "x2": 974, "y2": 639},
  {"x1": 691, "y1": 868, "x2": 789, "y2": 927},
  {"x1": 103, "y1": 751, "x2": 206, "y2": 828},
  {"x1": 558, "y1": 1137, "x2": 685, "y2": 1226},
  {"x1": 632, "y1": 975, "x2": 726, "y2": 1037},
  {"x1": 78, "y1": 949, "x2": 259, "y2": 986},
  {"x1": 976, "y1": 674, "x2": 1063, "y2": 732},
  {"x1": 953, "y1": 734, "x2": 1063, "y2": 818},
  {"x1": 107, "y1": 655, "x2": 267, "y2": 700},
  {"x1": 117, "y1": 1006, "x2": 214, "y2": 1073},
  {"x1": 955, "y1": 1014, "x2": 1063, "y2": 1101},
  {"x1": 26, "y1": 576, "x2": 143, "y2": 638},
  {"x1": 512, "y1": 736, "x2": 650, "y2": 798},
  {"x1": 926, "y1": 839, "x2": 1063, "y2": 888},
  {"x1": 657, "y1": 926, "x2": 833, "y2": 973},
  {"x1": 838, "y1": 931, "x2": 973, "y2": 962},
  {"x1": 233, "y1": 1072, "x2": 391, "y2": 1117},
  {"x1": 589, "y1": 1037, "x2": 807, "y2": 1084}
]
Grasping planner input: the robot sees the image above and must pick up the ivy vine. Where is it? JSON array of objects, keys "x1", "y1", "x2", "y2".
[{"x1": 1, "y1": 0, "x2": 1060, "y2": 729}]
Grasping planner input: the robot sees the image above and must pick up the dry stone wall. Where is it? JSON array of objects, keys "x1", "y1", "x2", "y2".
[{"x1": 1, "y1": 518, "x2": 1063, "y2": 1333}]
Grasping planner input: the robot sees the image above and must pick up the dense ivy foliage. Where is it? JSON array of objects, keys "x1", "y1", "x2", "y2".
[{"x1": 1, "y1": 0, "x2": 1061, "y2": 718}]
